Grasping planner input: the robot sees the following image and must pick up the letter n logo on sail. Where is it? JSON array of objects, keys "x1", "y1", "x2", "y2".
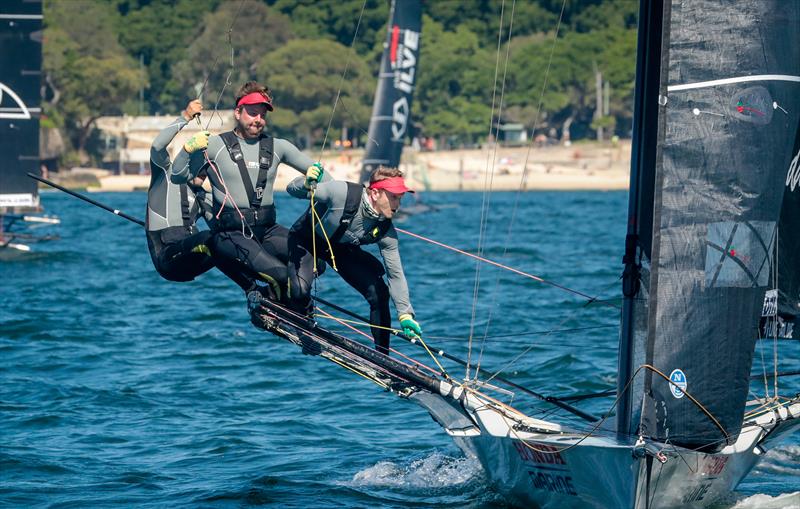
[{"x1": 669, "y1": 369, "x2": 687, "y2": 399}]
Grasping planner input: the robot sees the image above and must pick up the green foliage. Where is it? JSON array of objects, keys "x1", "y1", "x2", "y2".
[
  {"x1": 256, "y1": 38, "x2": 373, "y2": 145},
  {"x1": 42, "y1": 0, "x2": 641, "y2": 153},
  {"x1": 43, "y1": 0, "x2": 147, "y2": 162},
  {"x1": 171, "y1": 1, "x2": 294, "y2": 112},
  {"x1": 114, "y1": 0, "x2": 221, "y2": 113}
]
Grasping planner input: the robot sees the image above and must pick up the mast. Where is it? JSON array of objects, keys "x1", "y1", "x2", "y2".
[
  {"x1": 358, "y1": 0, "x2": 421, "y2": 184},
  {"x1": 617, "y1": 0, "x2": 664, "y2": 440},
  {"x1": 0, "y1": 0, "x2": 43, "y2": 213}
]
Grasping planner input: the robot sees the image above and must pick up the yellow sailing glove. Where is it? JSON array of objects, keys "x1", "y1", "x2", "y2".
[
  {"x1": 184, "y1": 131, "x2": 210, "y2": 153},
  {"x1": 399, "y1": 313, "x2": 422, "y2": 339},
  {"x1": 305, "y1": 162, "x2": 324, "y2": 189}
]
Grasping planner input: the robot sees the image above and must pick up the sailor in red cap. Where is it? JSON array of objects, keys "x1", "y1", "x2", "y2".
[
  {"x1": 171, "y1": 81, "x2": 329, "y2": 300},
  {"x1": 284, "y1": 166, "x2": 422, "y2": 355}
]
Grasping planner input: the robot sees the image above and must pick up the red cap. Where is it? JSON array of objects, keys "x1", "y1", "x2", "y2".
[
  {"x1": 236, "y1": 92, "x2": 273, "y2": 111},
  {"x1": 369, "y1": 176, "x2": 414, "y2": 194}
]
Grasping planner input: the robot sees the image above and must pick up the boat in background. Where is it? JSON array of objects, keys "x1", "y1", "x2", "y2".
[
  {"x1": 0, "y1": 0, "x2": 59, "y2": 258},
  {"x1": 359, "y1": 0, "x2": 436, "y2": 218}
]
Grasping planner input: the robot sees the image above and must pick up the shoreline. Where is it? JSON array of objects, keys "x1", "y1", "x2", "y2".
[{"x1": 48, "y1": 141, "x2": 632, "y2": 192}]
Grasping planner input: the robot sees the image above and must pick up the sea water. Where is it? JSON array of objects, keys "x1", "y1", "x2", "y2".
[{"x1": 1, "y1": 190, "x2": 798, "y2": 508}]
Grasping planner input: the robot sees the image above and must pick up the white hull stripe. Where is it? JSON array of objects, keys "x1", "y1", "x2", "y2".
[{"x1": 669, "y1": 74, "x2": 800, "y2": 92}]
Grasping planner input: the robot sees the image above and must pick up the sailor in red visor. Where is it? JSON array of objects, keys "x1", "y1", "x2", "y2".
[
  {"x1": 171, "y1": 80, "x2": 329, "y2": 300},
  {"x1": 284, "y1": 166, "x2": 422, "y2": 355}
]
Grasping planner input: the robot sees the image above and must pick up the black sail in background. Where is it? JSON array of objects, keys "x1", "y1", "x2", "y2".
[
  {"x1": 359, "y1": 0, "x2": 421, "y2": 184},
  {"x1": 638, "y1": 0, "x2": 800, "y2": 451},
  {"x1": 0, "y1": 0, "x2": 42, "y2": 212},
  {"x1": 761, "y1": 123, "x2": 800, "y2": 339}
]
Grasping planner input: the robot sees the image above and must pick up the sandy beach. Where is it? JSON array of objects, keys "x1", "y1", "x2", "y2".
[{"x1": 57, "y1": 140, "x2": 631, "y2": 192}]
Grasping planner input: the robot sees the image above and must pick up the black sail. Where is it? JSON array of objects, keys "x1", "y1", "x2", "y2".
[
  {"x1": 359, "y1": 0, "x2": 421, "y2": 184},
  {"x1": 0, "y1": 0, "x2": 42, "y2": 211},
  {"x1": 761, "y1": 123, "x2": 800, "y2": 339},
  {"x1": 636, "y1": 0, "x2": 800, "y2": 450}
]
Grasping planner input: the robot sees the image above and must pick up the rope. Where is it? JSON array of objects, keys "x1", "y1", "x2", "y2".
[
  {"x1": 200, "y1": 0, "x2": 248, "y2": 131},
  {"x1": 314, "y1": 310, "x2": 451, "y2": 379},
  {"x1": 203, "y1": 151, "x2": 255, "y2": 239},
  {"x1": 395, "y1": 227, "x2": 614, "y2": 306},
  {"x1": 475, "y1": 0, "x2": 518, "y2": 377},
  {"x1": 308, "y1": 192, "x2": 337, "y2": 271},
  {"x1": 642, "y1": 364, "x2": 729, "y2": 441},
  {"x1": 467, "y1": 0, "x2": 509, "y2": 383},
  {"x1": 316, "y1": 0, "x2": 368, "y2": 160},
  {"x1": 476, "y1": 0, "x2": 566, "y2": 376}
]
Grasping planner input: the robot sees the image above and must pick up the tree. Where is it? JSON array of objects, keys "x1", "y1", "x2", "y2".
[
  {"x1": 114, "y1": 0, "x2": 221, "y2": 114},
  {"x1": 43, "y1": 0, "x2": 147, "y2": 162},
  {"x1": 256, "y1": 38, "x2": 373, "y2": 147},
  {"x1": 171, "y1": 1, "x2": 293, "y2": 114},
  {"x1": 414, "y1": 16, "x2": 495, "y2": 142}
]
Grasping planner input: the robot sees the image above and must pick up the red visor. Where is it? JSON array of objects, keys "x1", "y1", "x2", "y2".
[
  {"x1": 237, "y1": 92, "x2": 273, "y2": 111},
  {"x1": 369, "y1": 176, "x2": 414, "y2": 194}
]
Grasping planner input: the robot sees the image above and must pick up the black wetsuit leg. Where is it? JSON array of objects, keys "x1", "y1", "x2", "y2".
[
  {"x1": 146, "y1": 228, "x2": 214, "y2": 282},
  {"x1": 209, "y1": 226, "x2": 288, "y2": 298},
  {"x1": 334, "y1": 246, "x2": 392, "y2": 354},
  {"x1": 287, "y1": 231, "x2": 316, "y2": 314}
]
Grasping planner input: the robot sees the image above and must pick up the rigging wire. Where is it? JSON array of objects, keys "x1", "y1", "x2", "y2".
[
  {"x1": 316, "y1": 0, "x2": 369, "y2": 161},
  {"x1": 395, "y1": 227, "x2": 616, "y2": 307},
  {"x1": 467, "y1": 0, "x2": 509, "y2": 382},
  {"x1": 772, "y1": 226, "x2": 779, "y2": 399},
  {"x1": 481, "y1": 277, "x2": 622, "y2": 385},
  {"x1": 475, "y1": 0, "x2": 519, "y2": 376},
  {"x1": 475, "y1": 0, "x2": 569, "y2": 381},
  {"x1": 198, "y1": 0, "x2": 248, "y2": 131}
]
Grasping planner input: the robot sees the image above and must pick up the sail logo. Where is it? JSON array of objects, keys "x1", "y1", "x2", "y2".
[
  {"x1": 389, "y1": 26, "x2": 419, "y2": 142},
  {"x1": 786, "y1": 148, "x2": 800, "y2": 191},
  {"x1": 669, "y1": 369, "x2": 687, "y2": 399},
  {"x1": 0, "y1": 82, "x2": 32, "y2": 120},
  {"x1": 730, "y1": 86, "x2": 773, "y2": 125}
]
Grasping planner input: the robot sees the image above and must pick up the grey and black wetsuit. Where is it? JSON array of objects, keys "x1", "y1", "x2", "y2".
[
  {"x1": 146, "y1": 116, "x2": 214, "y2": 282},
  {"x1": 172, "y1": 131, "x2": 329, "y2": 296},
  {"x1": 286, "y1": 178, "x2": 414, "y2": 354}
]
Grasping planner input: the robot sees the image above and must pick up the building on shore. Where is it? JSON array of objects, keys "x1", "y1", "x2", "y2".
[{"x1": 94, "y1": 115, "x2": 234, "y2": 175}]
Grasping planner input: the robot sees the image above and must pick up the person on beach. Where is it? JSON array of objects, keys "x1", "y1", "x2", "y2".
[
  {"x1": 285, "y1": 166, "x2": 422, "y2": 355},
  {"x1": 146, "y1": 99, "x2": 215, "y2": 282},
  {"x1": 172, "y1": 81, "x2": 329, "y2": 300}
]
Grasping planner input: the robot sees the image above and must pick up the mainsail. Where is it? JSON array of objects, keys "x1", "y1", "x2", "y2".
[
  {"x1": 622, "y1": 0, "x2": 800, "y2": 451},
  {"x1": 358, "y1": 0, "x2": 421, "y2": 184},
  {"x1": 0, "y1": 0, "x2": 43, "y2": 212}
]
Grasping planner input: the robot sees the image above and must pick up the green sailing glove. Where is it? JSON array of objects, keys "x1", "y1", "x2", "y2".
[
  {"x1": 305, "y1": 162, "x2": 324, "y2": 189},
  {"x1": 398, "y1": 313, "x2": 422, "y2": 339}
]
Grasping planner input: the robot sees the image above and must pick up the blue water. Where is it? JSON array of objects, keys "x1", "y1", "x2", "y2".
[{"x1": 2, "y1": 190, "x2": 798, "y2": 508}]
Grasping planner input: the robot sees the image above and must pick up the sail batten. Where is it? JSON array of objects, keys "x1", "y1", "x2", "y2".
[{"x1": 633, "y1": 0, "x2": 800, "y2": 451}]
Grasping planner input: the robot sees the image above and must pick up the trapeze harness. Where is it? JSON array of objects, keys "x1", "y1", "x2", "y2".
[
  {"x1": 212, "y1": 132, "x2": 276, "y2": 232},
  {"x1": 291, "y1": 182, "x2": 393, "y2": 247}
]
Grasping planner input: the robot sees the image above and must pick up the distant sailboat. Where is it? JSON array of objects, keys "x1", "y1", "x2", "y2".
[
  {"x1": 359, "y1": 0, "x2": 434, "y2": 218},
  {"x1": 0, "y1": 0, "x2": 59, "y2": 258},
  {"x1": 248, "y1": 0, "x2": 800, "y2": 506}
]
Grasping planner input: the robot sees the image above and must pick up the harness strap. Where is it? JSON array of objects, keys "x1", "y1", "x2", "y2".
[
  {"x1": 219, "y1": 131, "x2": 274, "y2": 210},
  {"x1": 330, "y1": 182, "x2": 368, "y2": 244},
  {"x1": 178, "y1": 183, "x2": 192, "y2": 228}
]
